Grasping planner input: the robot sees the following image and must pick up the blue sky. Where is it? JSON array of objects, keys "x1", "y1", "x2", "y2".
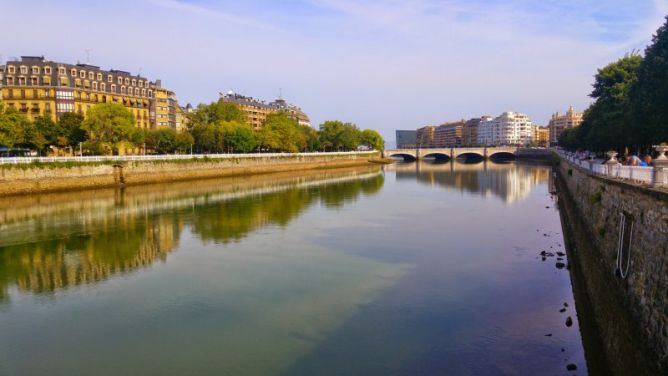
[{"x1": 2, "y1": 0, "x2": 666, "y2": 141}]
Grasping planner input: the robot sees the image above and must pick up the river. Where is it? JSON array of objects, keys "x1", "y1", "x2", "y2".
[{"x1": 0, "y1": 161, "x2": 600, "y2": 375}]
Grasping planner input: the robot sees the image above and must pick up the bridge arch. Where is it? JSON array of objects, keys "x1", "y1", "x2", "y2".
[
  {"x1": 422, "y1": 152, "x2": 451, "y2": 162},
  {"x1": 387, "y1": 152, "x2": 417, "y2": 162},
  {"x1": 489, "y1": 151, "x2": 517, "y2": 161},
  {"x1": 455, "y1": 152, "x2": 485, "y2": 163}
]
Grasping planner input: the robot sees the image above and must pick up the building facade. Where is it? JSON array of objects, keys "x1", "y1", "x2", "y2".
[
  {"x1": 0, "y1": 56, "x2": 183, "y2": 130},
  {"x1": 219, "y1": 91, "x2": 310, "y2": 130},
  {"x1": 433, "y1": 121, "x2": 465, "y2": 147},
  {"x1": 477, "y1": 112, "x2": 534, "y2": 146},
  {"x1": 462, "y1": 118, "x2": 484, "y2": 146},
  {"x1": 548, "y1": 106, "x2": 583, "y2": 145},
  {"x1": 416, "y1": 125, "x2": 436, "y2": 148},
  {"x1": 396, "y1": 130, "x2": 417, "y2": 148},
  {"x1": 533, "y1": 126, "x2": 549, "y2": 147},
  {"x1": 152, "y1": 80, "x2": 186, "y2": 131}
]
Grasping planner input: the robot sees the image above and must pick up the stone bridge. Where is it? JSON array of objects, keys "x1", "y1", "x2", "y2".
[{"x1": 384, "y1": 147, "x2": 520, "y2": 161}]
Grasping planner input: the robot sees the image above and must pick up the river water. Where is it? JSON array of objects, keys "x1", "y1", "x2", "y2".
[{"x1": 0, "y1": 161, "x2": 595, "y2": 375}]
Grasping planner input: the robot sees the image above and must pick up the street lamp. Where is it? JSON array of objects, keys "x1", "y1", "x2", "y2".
[{"x1": 79, "y1": 142, "x2": 83, "y2": 158}]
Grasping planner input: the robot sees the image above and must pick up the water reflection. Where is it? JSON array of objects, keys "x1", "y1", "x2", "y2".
[
  {"x1": 0, "y1": 167, "x2": 384, "y2": 302},
  {"x1": 386, "y1": 160, "x2": 549, "y2": 204}
]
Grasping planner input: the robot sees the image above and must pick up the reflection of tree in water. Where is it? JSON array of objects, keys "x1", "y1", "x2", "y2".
[
  {"x1": 190, "y1": 174, "x2": 384, "y2": 243},
  {"x1": 0, "y1": 172, "x2": 384, "y2": 301}
]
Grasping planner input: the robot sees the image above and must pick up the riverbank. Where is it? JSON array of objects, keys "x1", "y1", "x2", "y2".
[
  {"x1": 0, "y1": 152, "x2": 379, "y2": 196},
  {"x1": 556, "y1": 155, "x2": 667, "y2": 375}
]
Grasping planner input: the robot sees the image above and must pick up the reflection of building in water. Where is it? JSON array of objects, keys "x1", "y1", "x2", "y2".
[
  {"x1": 0, "y1": 168, "x2": 384, "y2": 301},
  {"x1": 4, "y1": 217, "x2": 182, "y2": 295},
  {"x1": 389, "y1": 161, "x2": 549, "y2": 203}
]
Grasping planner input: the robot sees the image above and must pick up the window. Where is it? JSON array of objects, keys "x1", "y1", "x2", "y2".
[
  {"x1": 6, "y1": 77, "x2": 14, "y2": 85},
  {"x1": 8, "y1": 66, "x2": 15, "y2": 74},
  {"x1": 79, "y1": 70, "x2": 86, "y2": 78},
  {"x1": 56, "y1": 90, "x2": 74, "y2": 99},
  {"x1": 108, "y1": 74, "x2": 113, "y2": 82},
  {"x1": 97, "y1": 73, "x2": 102, "y2": 81},
  {"x1": 58, "y1": 67, "x2": 66, "y2": 75},
  {"x1": 75, "y1": 79, "x2": 81, "y2": 88},
  {"x1": 45, "y1": 103, "x2": 51, "y2": 113},
  {"x1": 135, "y1": 88, "x2": 139, "y2": 96},
  {"x1": 44, "y1": 66, "x2": 52, "y2": 75},
  {"x1": 88, "y1": 72, "x2": 94, "y2": 80},
  {"x1": 92, "y1": 82, "x2": 98, "y2": 90},
  {"x1": 43, "y1": 76, "x2": 51, "y2": 85},
  {"x1": 117, "y1": 76, "x2": 123, "y2": 84},
  {"x1": 138, "y1": 81, "x2": 143, "y2": 88},
  {"x1": 121, "y1": 86, "x2": 126, "y2": 94},
  {"x1": 57, "y1": 102, "x2": 74, "y2": 113},
  {"x1": 131, "y1": 79, "x2": 136, "y2": 86},
  {"x1": 100, "y1": 82, "x2": 106, "y2": 91},
  {"x1": 84, "y1": 80, "x2": 90, "y2": 89},
  {"x1": 71, "y1": 68, "x2": 77, "y2": 76},
  {"x1": 20, "y1": 66, "x2": 28, "y2": 74},
  {"x1": 124, "y1": 78, "x2": 129, "y2": 85},
  {"x1": 18, "y1": 77, "x2": 26, "y2": 85},
  {"x1": 32, "y1": 89, "x2": 38, "y2": 98},
  {"x1": 30, "y1": 76, "x2": 38, "y2": 85},
  {"x1": 148, "y1": 90, "x2": 153, "y2": 98},
  {"x1": 141, "y1": 88, "x2": 146, "y2": 97},
  {"x1": 32, "y1": 66, "x2": 40, "y2": 74},
  {"x1": 111, "y1": 84, "x2": 116, "y2": 92},
  {"x1": 59, "y1": 77, "x2": 69, "y2": 86}
]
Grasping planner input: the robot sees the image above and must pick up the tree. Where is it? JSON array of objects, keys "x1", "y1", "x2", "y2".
[
  {"x1": 257, "y1": 113, "x2": 302, "y2": 152},
  {"x1": 360, "y1": 129, "x2": 384, "y2": 150},
  {"x1": 630, "y1": 15, "x2": 668, "y2": 149},
  {"x1": 191, "y1": 124, "x2": 219, "y2": 153},
  {"x1": 564, "y1": 55, "x2": 642, "y2": 152},
  {"x1": 187, "y1": 101, "x2": 246, "y2": 128},
  {"x1": 0, "y1": 105, "x2": 21, "y2": 147},
  {"x1": 145, "y1": 128, "x2": 178, "y2": 154},
  {"x1": 176, "y1": 131, "x2": 195, "y2": 153},
  {"x1": 0, "y1": 107, "x2": 34, "y2": 149},
  {"x1": 221, "y1": 121, "x2": 256, "y2": 152},
  {"x1": 82, "y1": 103, "x2": 136, "y2": 146},
  {"x1": 34, "y1": 116, "x2": 67, "y2": 149},
  {"x1": 58, "y1": 112, "x2": 86, "y2": 146},
  {"x1": 319, "y1": 120, "x2": 361, "y2": 151},
  {"x1": 299, "y1": 124, "x2": 320, "y2": 152}
]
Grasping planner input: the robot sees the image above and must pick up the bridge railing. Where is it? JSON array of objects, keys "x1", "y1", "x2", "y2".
[
  {"x1": 0, "y1": 151, "x2": 377, "y2": 165},
  {"x1": 557, "y1": 150, "x2": 668, "y2": 186}
]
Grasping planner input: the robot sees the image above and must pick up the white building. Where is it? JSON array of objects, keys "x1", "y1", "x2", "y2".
[{"x1": 477, "y1": 112, "x2": 535, "y2": 146}]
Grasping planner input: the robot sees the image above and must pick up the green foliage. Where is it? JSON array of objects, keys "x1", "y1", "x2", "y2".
[
  {"x1": 221, "y1": 122, "x2": 256, "y2": 153},
  {"x1": 589, "y1": 191, "x2": 602, "y2": 204},
  {"x1": 187, "y1": 101, "x2": 246, "y2": 128},
  {"x1": 82, "y1": 103, "x2": 136, "y2": 149},
  {"x1": 360, "y1": 129, "x2": 384, "y2": 150},
  {"x1": 176, "y1": 131, "x2": 195, "y2": 153},
  {"x1": 257, "y1": 113, "x2": 302, "y2": 153},
  {"x1": 560, "y1": 17, "x2": 668, "y2": 152},
  {"x1": 59, "y1": 112, "x2": 86, "y2": 146},
  {"x1": 318, "y1": 120, "x2": 361, "y2": 151},
  {"x1": 146, "y1": 128, "x2": 178, "y2": 154}
]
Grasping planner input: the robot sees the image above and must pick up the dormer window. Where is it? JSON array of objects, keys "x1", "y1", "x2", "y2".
[
  {"x1": 31, "y1": 66, "x2": 40, "y2": 74},
  {"x1": 124, "y1": 78, "x2": 129, "y2": 85},
  {"x1": 79, "y1": 70, "x2": 86, "y2": 78},
  {"x1": 20, "y1": 66, "x2": 28, "y2": 74},
  {"x1": 8, "y1": 66, "x2": 15, "y2": 74},
  {"x1": 108, "y1": 75, "x2": 113, "y2": 82},
  {"x1": 117, "y1": 76, "x2": 123, "y2": 84},
  {"x1": 111, "y1": 84, "x2": 116, "y2": 92},
  {"x1": 71, "y1": 68, "x2": 77, "y2": 76},
  {"x1": 92, "y1": 82, "x2": 98, "y2": 90},
  {"x1": 88, "y1": 72, "x2": 94, "y2": 80},
  {"x1": 44, "y1": 66, "x2": 52, "y2": 75},
  {"x1": 58, "y1": 67, "x2": 65, "y2": 75},
  {"x1": 97, "y1": 73, "x2": 102, "y2": 81},
  {"x1": 131, "y1": 79, "x2": 136, "y2": 86},
  {"x1": 121, "y1": 86, "x2": 126, "y2": 94},
  {"x1": 139, "y1": 81, "x2": 143, "y2": 88}
]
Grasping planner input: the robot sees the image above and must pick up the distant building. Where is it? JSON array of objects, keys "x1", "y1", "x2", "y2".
[
  {"x1": 0, "y1": 55, "x2": 177, "y2": 129},
  {"x1": 548, "y1": 106, "x2": 582, "y2": 145},
  {"x1": 396, "y1": 130, "x2": 417, "y2": 148},
  {"x1": 462, "y1": 118, "x2": 484, "y2": 146},
  {"x1": 533, "y1": 126, "x2": 549, "y2": 147},
  {"x1": 416, "y1": 125, "x2": 436, "y2": 148},
  {"x1": 433, "y1": 120, "x2": 465, "y2": 147},
  {"x1": 219, "y1": 91, "x2": 310, "y2": 130},
  {"x1": 152, "y1": 80, "x2": 186, "y2": 131},
  {"x1": 478, "y1": 112, "x2": 534, "y2": 146}
]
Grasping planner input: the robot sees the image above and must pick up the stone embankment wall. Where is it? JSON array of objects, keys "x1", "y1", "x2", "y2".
[
  {"x1": 0, "y1": 153, "x2": 378, "y2": 195},
  {"x1": 558, "y1": 157, "x2": 667, "y2": 374}
]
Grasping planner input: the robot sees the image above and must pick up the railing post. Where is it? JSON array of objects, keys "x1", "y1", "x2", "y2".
[
  {"x1": 605, "y1": 150, "x2": 619, "y2": 177},
  {"x1": 652, "y1": 143, "x2": 668, "y2": 187}
]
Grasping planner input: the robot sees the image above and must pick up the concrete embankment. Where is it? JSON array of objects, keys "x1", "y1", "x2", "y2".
[
  {"x1": 557, "y1": 156, "x2": 667, "y2": 375},
  {"x1": 0, "y1": 152, "x2": 379, "y2": 195}
]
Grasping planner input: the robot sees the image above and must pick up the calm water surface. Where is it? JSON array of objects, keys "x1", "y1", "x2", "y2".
[{"x1": 0, "y1": 162, "x2": 591, "y2": 375}]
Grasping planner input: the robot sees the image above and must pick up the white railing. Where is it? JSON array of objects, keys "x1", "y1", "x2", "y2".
[
  {"x1": 0, "y1": 151, "x2": 378, "y2": 165},
  {"x1": 557, "y1": 150, "x2": 667, "y2": 185}
]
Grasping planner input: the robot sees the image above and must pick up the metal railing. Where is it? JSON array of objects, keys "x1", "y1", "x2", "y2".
[
  {"x1": 0, "y1": 151, "x2": 378, "y2": 165},
  {"x1": 558, "y1": 150, "x2": 668, "y2": 185}
]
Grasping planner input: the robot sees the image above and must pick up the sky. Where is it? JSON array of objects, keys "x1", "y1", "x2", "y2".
[{"x1": 2, "y1": 0, "x2": 667, "y2": 142}]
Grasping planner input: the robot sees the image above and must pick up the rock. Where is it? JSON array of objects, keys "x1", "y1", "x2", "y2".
[
  {"x1": 566, "y1": 363, "x2": 577, "y2": 371},
  {"x1": 565, "y1": 316, "x2": 573, "y2": 327},
  {"x1": 556, "y1": 262, "x2": 566, "y2": 269},
  {"x1": 564, "y1": 302, "x2": 569, "y2": 307},
  {"x1": 559, "y1": 308, "x2": 566, "y2": 313}
]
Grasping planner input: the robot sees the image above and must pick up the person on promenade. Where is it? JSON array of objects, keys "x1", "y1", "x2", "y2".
[{"x1": 643, "y1": 155, "x2": 652, "y2": 166}]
